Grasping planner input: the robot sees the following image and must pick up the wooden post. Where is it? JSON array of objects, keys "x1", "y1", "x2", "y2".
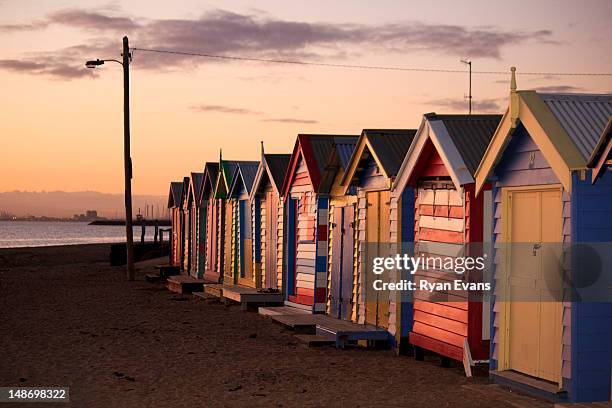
[{"x1": 154, "y1": 220, "x2": 159, "y2": 244}]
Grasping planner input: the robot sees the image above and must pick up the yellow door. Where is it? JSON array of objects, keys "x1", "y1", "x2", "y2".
[
  {"x1": 506, "y1": 188, "x2": 563, "y2": 383},
  {"x1": 365, "y1": 191, "x2": 390, "y2": 328}
]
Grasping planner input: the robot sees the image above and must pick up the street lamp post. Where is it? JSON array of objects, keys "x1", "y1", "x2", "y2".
[{"x1": 86, "y1": 36, "x2": 135, "y2": 280}]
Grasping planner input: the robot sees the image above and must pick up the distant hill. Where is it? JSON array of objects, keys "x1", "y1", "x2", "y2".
[{"x1": 0, "y1": 191, "x2": 168, "y2": 219}]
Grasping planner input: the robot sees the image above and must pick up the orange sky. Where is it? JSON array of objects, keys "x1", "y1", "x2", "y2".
[{"x1": 1, "y1": 0, "x2": 611, "y2": 195}]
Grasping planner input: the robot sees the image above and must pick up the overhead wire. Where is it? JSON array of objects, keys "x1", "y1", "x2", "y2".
[{"x1": 130, "y1": 47, "x2": 612, "y2": 77}]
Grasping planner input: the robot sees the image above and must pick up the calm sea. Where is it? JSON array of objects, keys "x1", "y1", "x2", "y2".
[{"x1": 0, "y1": 221, "x2": 161, "y2": 249}]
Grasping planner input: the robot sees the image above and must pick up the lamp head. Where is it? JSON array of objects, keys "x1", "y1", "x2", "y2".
[{"x1": 85, "y1": 59, "x2": 105, "y2": 68}]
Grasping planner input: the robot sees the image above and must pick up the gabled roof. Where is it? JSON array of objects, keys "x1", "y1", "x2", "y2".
[
  {"x1": 281, "y1": 134, "x2": 359, "y2": 198},
  {"x1": 167, "y1": 181, "x2": 183, "y2": 208},
  {"x1": 539, "y1": 93, "x2": 612, "y2": 162},
  {"x1": 393, "y1": 114, "x2": 501, "y2": 192},
  {"x1": 588, "y1": 117, "x2": 612, "y2": 183},
  {"x1": 228, "y1": 161, "x2": 260, "y2": 198},
  {"x1": 250, "y1": 152, "x2": 291, "y2": 199},
  {"x1": 475, "y1": 86, "x2": 612, "y2": 193},
  {"x1": 266, "y1": 154, "x2": 291, "y2": 191},
  {"x1": 427, "y1": 114, "x2": 502, "y2": 176},
  {"x1": 199, "y1": 162, "x2": 219, "y2": 203},
  {"x1": 214, "y1": 160, "x2": 239, "y2": 199},
  {"x1": 180, "y1": 176, "x2": 190, "y2": 209},
  {"x1": 341, "y1": 129, "x2": 416, "y2": 192},
  {"x1": 188, "y1": 172, "x2": 204, "y2": 205}
]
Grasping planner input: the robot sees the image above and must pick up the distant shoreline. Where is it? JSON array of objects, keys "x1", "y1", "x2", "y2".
[
  {"x1": 89, "y1": 220, "x2": 171, "y2": 226},
  {"x1": 0, "y1": 219, "x2": 171, "y2": 226}
]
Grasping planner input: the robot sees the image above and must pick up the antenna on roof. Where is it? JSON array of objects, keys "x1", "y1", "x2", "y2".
[
  {"x1": 460, "y1": 59, "x2": 472, "y2": 114},
  {"x1": 510, "y1": 66, "x2": 519, "y2": 127}
]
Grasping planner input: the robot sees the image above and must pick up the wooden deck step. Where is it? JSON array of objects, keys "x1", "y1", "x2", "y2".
[
  {"x1": 166, "y1": 275, "x2": 205, "y2": 294},
  {"x1": 294, "y1": 334, "x2": 335, "y2": 347},
  {"x1": 204, "y1": 283, "x2": 224, "y2": 298},
  {"x1": 259, "y1": 306, "x2": 310, "y2": 317},
  {"x1": 491, "y1": 370, "x2": 567, "y2": 402},
  {"x1": 462, "y1": 384, "x2": 552, "y2": 408},
  {"x1": 270, "y1": 314, "x2": 318, "y2": 334},
  {"x1": 154, "y1": 265, "x2": 181, "y2": 279},
  {"x1": 555, "y1": 403, "x2": 612, "y2": 408},
  {"x1": 145, "y1": 273, "x2": 161, "y2": 283},
  {"x1": 192, "y1": 292, "x2": 218, "y2": 303},
  {"x1": 222, "y1": 285, "x2": 283, "y2": 305},
  {"x1": 314, "y1": 315, "x2": 389, "y2": 348}
]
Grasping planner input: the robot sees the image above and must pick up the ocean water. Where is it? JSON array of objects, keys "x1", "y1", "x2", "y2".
[{"x1": 0, "y1": 221, "x2": 163, "y2": 248}]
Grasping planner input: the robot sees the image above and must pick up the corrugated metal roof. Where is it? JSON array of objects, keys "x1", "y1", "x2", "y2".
[
  {"x1": 363, "y1": 129, "x2": 417, "y2": 177},
  {"x1": 335, "y1": 141, "x2": 357, "y2": 171},
  {"x1": 205, "y1": 163, "x2": 219, "y2": 185},
  {"x1": 190, "y1": 172, "x2": 204, "y2": 201},
  {"x1": 225, "y1": 161, "x2": 239, "y2": 184},
  {"x1": 180, "y1": 176, "x2": 190, "y2": 208},
  {"x1": 168, "y1": 181, "x2": 183, "y2": 208},
  {"x1": 265, "y1": 154, "x2": 291, "y2": 191},
  {"x1": 200, "y1": 162, "x2": 219, "y2": 201},
  {"x1": 296, "y1": 134, "x2": 359, "y2": 192},
  {"x1": 215, "y1": 161, "x2": 239, "y2": 199},
  {"x1": 539, "y1": 93, "x2": 612, "y2": 161},
  {"x1": 303, "y1": 134, "x2": 359, "y2": 175},
  {"x1": 427, "y1": 114, "x2": 502, "y2": 177},
  {"x1": 235, "y1": 161, "x2": 260, "y2": 195},
  {"x1": 589, "y1": 117, "x2": 612, "y2": 166}
]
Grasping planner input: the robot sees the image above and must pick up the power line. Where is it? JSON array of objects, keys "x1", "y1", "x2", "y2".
[{"x1": 131, "y1": 47, "x2": 612, "y2": 77}]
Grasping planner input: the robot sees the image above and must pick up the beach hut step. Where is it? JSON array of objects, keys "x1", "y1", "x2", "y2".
[
  {"x1": 258, "y1": 306, "x2": 310, "y2": 317},
  {"x1": 192, "y1": 292, "x2": 218, "y2": 303},
  {"x1": 145, "y1": 273, "x2": 161, "y2": 283},
  {"x1": 166, "y1": 275, "x2": 205, "y2": 294},
  {"x1": 490, "y1": 370, "x2": 567, "y2": 402},
  {"x1": 154, "y1": 265, "x2": 180, "y2": 280},
  {"x1": 294, "y1": 334, "x2": 335, "y2": 347},
  {"x1": 555, "y1": 403, "x2": 612, "y2": 408},
  {"x1": 461, "y1": 384, "x2": 552, "y2": 408},
  {"x1": 222, "y1": 285, "x2": 284, "y2": 305},
  {"x1": 203, "y1": 283, "x2": 223, "y2": 298},
  {"x1": 315, "y1": 317, "x2": 390, "y2": 348},
  {"x1": 270, "y1": 314, "x2": 317, "y2": 334}
]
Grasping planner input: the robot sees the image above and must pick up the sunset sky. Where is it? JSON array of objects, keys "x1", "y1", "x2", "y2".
[{"x1": 1, "y1": 0, "x2": 611, "y2": 196}]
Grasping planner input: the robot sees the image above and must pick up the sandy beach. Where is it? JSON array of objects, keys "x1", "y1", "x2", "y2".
[{"x1": 0, "y1": 244, "x2": 551, "y2": 408}]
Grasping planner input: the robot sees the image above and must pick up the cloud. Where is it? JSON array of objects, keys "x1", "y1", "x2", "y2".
[
  {"x1": 47, "y1": 10, "x2": 140, "y2": 32},
  {"x1": 0, "y1": 9, "x2": 138, "y2": 33},
  {"x1": 533, "y1": 85, "x2": 584, "y2": 93},
  {"x1": 190, "y1": 104, "x2": 262, "y2": 115},
  {"x1": 0, "y1": 59, "x2": 95, "y2": 78},
  {"x1": 262, "y1": 117, "x2": 318, "y2": 124},
  {"x1": 0, "y1": 21, "x2": 47, "y2": 32},
  {"x1": 190, "y1": 103, "x2": 316, "y2": 123},
  {"x1": 424, "y1": 97, "x2": 504, "y2": 113},
  {"x1": 0, "y1": 8, "x2": 557, "y2": 79}
]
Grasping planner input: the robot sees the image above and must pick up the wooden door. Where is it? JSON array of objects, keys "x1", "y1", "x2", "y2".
[
  {"x1": 506, "y1": 188, "x2": 562, "y2": 383},
  {"x1": 331, "y1": 207, "x2": 343, "y2": 318},
  {"x1": 286, "y1": 198, "x2": 298, "y2": 297},
  {"x1": 331, "y1": 206, "x2": 355, "y2": 320},
  {"x1": 224, "y1": 200, "x2": 233, "y2": 283},
  {"x1": 265, "y1": 192, "x2": 279, "y2": 289},
  {"x1": 205, "y1": 201, "x2": 213, "y2": 272},
  {"x1": 239, "y1": 199, "x2": 254, "y2": 285},
  {"x1": 365, "y1": 191, "x2": 391, "y2": 328}
]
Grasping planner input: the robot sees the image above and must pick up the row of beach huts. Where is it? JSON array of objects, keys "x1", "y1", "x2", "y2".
[{"x1": 162, "y1": 73, "x2": 612, "y2": 403}]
